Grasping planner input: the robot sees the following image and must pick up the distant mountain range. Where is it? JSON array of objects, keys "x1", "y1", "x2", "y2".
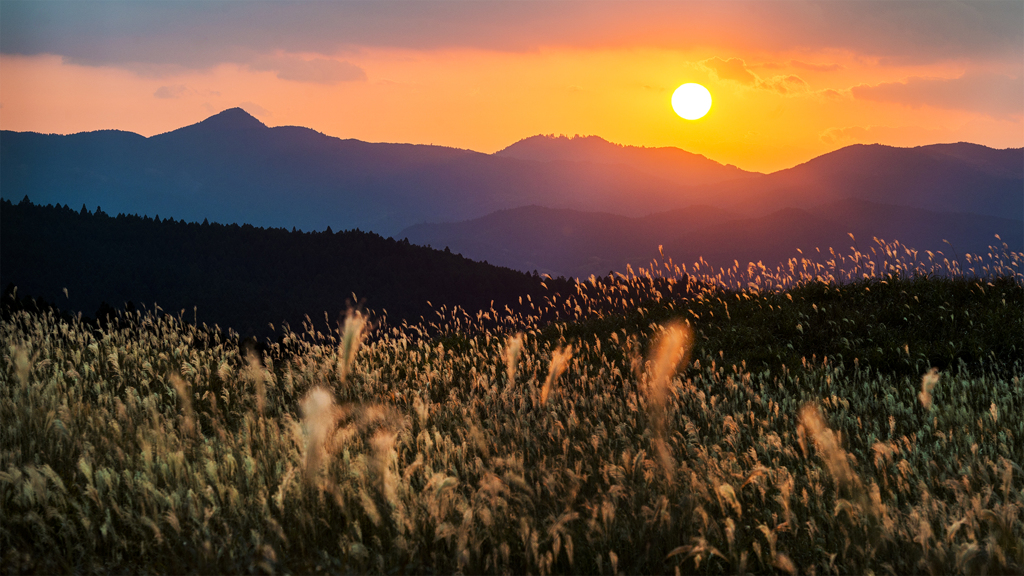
[
  {"x1": 706, "y1": 142, "x2": 1022, "y2": 218},
  {"x1": 404, "y1": 200, "x2": 1022, "y2": 278},
  {"x1": 1, "y1": 108, "x2": 747, "y2": 236},
  {"x1": 2, "y1": 107, "x2": 1021, "y2": 278}
]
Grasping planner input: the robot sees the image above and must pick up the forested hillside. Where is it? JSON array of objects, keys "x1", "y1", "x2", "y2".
[{"x1": 0, "y1": 198, "x2": 572, "y2": 338}]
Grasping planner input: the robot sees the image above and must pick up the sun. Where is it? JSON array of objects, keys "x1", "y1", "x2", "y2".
[{"x1": 671, "y1": 83, "x2": 712, "y2": 120}]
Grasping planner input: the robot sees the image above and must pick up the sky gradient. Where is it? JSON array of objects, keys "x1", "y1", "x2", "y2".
[{"x1": 1, "y1": 1, "x2": 1021, "y2": 173}]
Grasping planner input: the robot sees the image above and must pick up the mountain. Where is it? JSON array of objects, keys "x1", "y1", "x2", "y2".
[
  {"x1": 3, "y1": 108, "x2": 1019, "y2": 265},
  {"x1": 402, "y1": 200, "x2": 1024, "y2": 278},
  {"x1": 708, "y1": 143, "x2": 1023, "y2": 219},
  {"x1": 1, "y1": 108, "x2": 735, "y2": 236},
  {"x1": 0, "y1": 198, "x2": 574, "y2": 338},
  {"x1": 495, "y1": 134, "x2": 759, "y2": 186},
  {"x1": 402, "y1": 205, "x2": 737, "y2": 278}
]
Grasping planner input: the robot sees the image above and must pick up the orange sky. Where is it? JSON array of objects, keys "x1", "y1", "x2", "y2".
[{"x1": 1, "y1": 1, "x2": 1021, "y2": 173}]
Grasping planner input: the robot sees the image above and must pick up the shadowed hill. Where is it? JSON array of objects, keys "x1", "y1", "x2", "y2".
[
  {"x1": 0, "y1": 197, "x2": 574, "y2": 338},
  {"x1": 710, "y1": 143, "x2": 1023, "y2": 219},
  {"x1": 402, "y1": 205, "x2": 737, "y2": 278},
  {"x1": 403, "y1": 200, "x2": 1023, "y2": 278}
]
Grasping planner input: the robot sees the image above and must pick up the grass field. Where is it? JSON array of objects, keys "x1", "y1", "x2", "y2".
[{"x1": 2, "y1": 240, "x2": 1022, "y2": 574}]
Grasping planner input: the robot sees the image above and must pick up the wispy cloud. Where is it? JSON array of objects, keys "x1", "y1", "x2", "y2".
[
  {"x1": 702, "y1": 57, "x2": 808, "y2": 94},
  {"x1": 2, "y1": 2, "x2": 1019, "y2": 69},
  {"x1": 154, "y1": 84, "x2": 188, "y2": 99},
  {"x1": 249, "y1": 54, "x2": 366, "y2": 85},
  {"x1": 851, "y1": 72, "x2": 1023, "y2": 119},
  {"x1": 758, "y1": 75, "x2": 808, "y2": 95},
  {"x1": 239, "y1": 102, "x2": 272, "y2": 119},
  {"x1": 153, "y1": 85, "x2": 220, "y2": 99},
  {"x1": 791, "y1": 61, "x2": 842, "y2": 73},
  {"x1": 702, "y1": 57, "x2": 756, "y2": 85},
  {"x1": 819, "y1": 124, "x2": 951, "y2": 146}
]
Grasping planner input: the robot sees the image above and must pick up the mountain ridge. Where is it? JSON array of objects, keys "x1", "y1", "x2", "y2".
[
  {"x1": 2, "y1": 108, "x2": 1020, "y2": 238},
  {"x1": 494, "y1": 133, "x2": 758, "y2": 187},
  {"x1": 402, "y1": 199, "x2": 1023, "y2": 278},
  {"x1": 155, "y1": 106, "x2": 269, "y2": 137}
]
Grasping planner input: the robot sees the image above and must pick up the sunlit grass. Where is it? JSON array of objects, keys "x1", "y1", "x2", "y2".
[{"x1": 1, "y1": 239, "x2": 1021, "y2": 574}]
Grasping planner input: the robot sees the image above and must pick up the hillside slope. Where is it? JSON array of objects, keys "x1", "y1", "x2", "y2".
[
  {"x1": 0, "y1": 198, "x2": 572, "y2": 337},
  {"x1": 710, "y1": 143, "x2": 1023, "y2": 218},
  {"x1": 403, "y1": 199, "x2": 1023, "y2": 278}
]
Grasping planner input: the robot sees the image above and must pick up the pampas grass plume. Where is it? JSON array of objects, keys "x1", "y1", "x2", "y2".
[
  {"x1": 301, "y1": 386, "x2": 339, "y2": 479},
  {"x1": 919, "y1": 368, "x2": 940, "y2": 410},
  {"x1": 337, "y1": 310, "x2": 367, "y2": 384},
  {"x1": 540, "y1": 345, "x2": 572, "y2": 405}
]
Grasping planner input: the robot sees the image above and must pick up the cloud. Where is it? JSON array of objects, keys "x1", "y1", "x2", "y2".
[
  {"x1": 154, "y1": 84, "x2": 188, "y2": 99},
  {"x1": 153, "y1": 85, "x2": 220, "y2": 99},
  {"x1": 757, "y1": 75, "x2": 808, "y2": 95},
  {"x1": 791, "y1": 61, "x2": 842, "y2": 72},
  {"x1": 702, "y1": 57, "x2": 756, "y2": 85},
  {"x1": 239, "y1": 102, "x2": 272, "y2": 119},
  {"x1": 702, "y1": 58, "x2": 809, "y2": 94},
  {"x1": 820, "y1": 124, "x2": 951, "y2": 146},
  {"x1": 250, "y1": 55, "x2": 366, "y2": 84},
  {"x1": 851, "y1": 72, "x2": 1023, "y2": 118},
  {"x1": 2, "y1": 2, "x2": 1018, "y2": 70}
]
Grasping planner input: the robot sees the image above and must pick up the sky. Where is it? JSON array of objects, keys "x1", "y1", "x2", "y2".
[{"x1": 0, "y1": 1, "x2": 1021, "y2": 173}]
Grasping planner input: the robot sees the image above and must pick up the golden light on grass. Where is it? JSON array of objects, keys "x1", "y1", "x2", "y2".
[
  {"x1": 300, "y1": 386, "x2": 339, "y2": 479},
  {"x1": 169, "y1": 373, "x2": 195, "y2": 438},
  {"x1": 540, "y1": 345, "x2": 572, "y2": 405},
  {"x1": 919, "y1": 367, "x2": 940, "y2": 410},
  {"x1": 646, "y1": 321, "x2": 693, "y2": 409},
  {"x1": 503, "y1": 332, "x2": 524, "y2": 384},
  {"x1": 1, "y1": 238, "x2": 1021, "y2": 573},
  {"x1": 337, "y1": 309, "x2": 367, "y2": 385},
  {"x1": 645, "y1": 321, "x2": 694, "y2": 482},
  {"x1": 799, "y1": 403, "x2": 858, "y2": 489}
]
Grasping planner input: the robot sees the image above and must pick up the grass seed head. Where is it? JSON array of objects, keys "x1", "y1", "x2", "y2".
[
  {"x1": 12, "y1": 345, "x2": 32, "y2": 387},
  {"x1": 337, "y1": 310, "x2": 367, "y2": 384},
  {"x1": 646, "y1": 322, "x2": 693, "y2": 411},
  {"x1": 169, "y1": 373, "x2": 195, "y2": 438},
  {"x1": 919, "y1": 368, "x2": 940, "y2": 410},
  {"x1": 301, "y1": 386, "x2": 339, "y2": 479},
  {"x1": 504, "y1": 333, "x2": 524, "y2": 384},
  {"x1": 798, "y1": 403, "x2": 859, "y2": 491},
  {"x1": 540, "y1": 345, "x2": 572, "y2": 405}
]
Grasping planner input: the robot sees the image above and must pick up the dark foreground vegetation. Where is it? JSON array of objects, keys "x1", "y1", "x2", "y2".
[
  {"x1": 2, "y1": 239, "x2": 1021, "y2": 574},
  {"x1": 0, "y1": 197, "x2": 574, "y2": 338}
]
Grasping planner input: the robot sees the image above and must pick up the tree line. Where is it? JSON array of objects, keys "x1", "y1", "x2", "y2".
[{"x1": 1, "y1": 197, "x2": 576, "y2": 339}]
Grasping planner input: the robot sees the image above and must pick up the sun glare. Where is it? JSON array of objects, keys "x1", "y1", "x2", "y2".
[{"x1": 671, "y1": 83, "x2": 712, "y2": 120}]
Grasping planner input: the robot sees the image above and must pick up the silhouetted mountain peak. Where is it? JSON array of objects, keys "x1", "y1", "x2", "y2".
[
  {"x1": 495, "y1": 133, "x2": 759, "y2": 185},
  {"x1": 920, "y1": 142, "x2": 1024, "y2": 178},
  {"x1": 781, "y1": 141, "x2": 1022, "y2": 179},
  {"x1": 155, "y1": 107, "x2": 267, "y2": 139},
  {"x1": 200, "y1": 107, "x2": 266, "y2": 130},
  {"x1": 495, "y1": 134, "x2": 630, "y2": 162}
]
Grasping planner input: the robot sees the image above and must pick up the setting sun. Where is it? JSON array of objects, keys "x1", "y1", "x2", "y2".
[{"x1": 671, "y1": 83, "x2": 712, "y2": 120}]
